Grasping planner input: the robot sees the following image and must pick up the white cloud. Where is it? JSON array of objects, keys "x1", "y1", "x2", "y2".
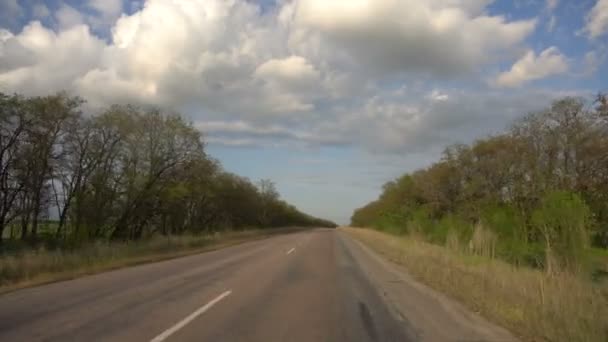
[
  {"x1": 196, "y1": 119, "x2": 347, "y2": 148},
  {"x1": 87, "y1": 0, "x2": 124, "y2": 31},
  {"x1": 427, "y1": 89, "x2": 449, "y2": 101},
  {"x1": 0, "y1": 0, "x2": 562, "y2": 155},
  {"x1": 198, "y1": 120, "x2": 298, "y2": 137},
  {"x1": 0, "y1": 21, "x2": 104, "y2": 94},
  {"x1": 205, "y1": 137, "x2": 261, "y2": 147},
  {"x1": 289, "y1": 0, "x2": 536, "y2": 76},
  {"x1": 197, "y1": 87, "x2": 574, "y2": 156},
  {"x1": 75, "y1": 0, "x2": 274, "y2": 110},
  {"x1": 255, "y1": 56, "x2": 319, "y2": 85},
  {"x1": 495, "y1": 47, "x2": 568, "y2": 87},
  {"x1": 253, "y1": 56, "x2": 322, "y2": 112},
  {"x1": 298, "y1": 87, "x2": 567, "y2": 154},
  {"x1": 55, "y1": 4, "x2": 85, "y2": 30},
  {"x1": 89, "y1": 0, "x2": 123, "y2": 17},
  {"x1": 585, "y1": 0, "x2": 608, "y2": 38},
  {"x1": 326, "y1": 89, "x2": 581, "y2": 154}
]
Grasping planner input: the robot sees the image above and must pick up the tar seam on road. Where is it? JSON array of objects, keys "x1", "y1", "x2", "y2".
[
  {"x1": 149, "y1": 290, "x2": 232, "y2": 342},
  {"x1": 286, "y1": 247, "x2": 295, "y2": 255}
]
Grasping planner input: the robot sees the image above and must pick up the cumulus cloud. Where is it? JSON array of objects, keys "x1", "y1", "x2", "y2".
[
  {"x1": 253, "y1": 56, "x2": 323, "y2": 112},
  {"x1": 0, "y1": 0, "x2": 552, "y2": 154},
  {"x1": 87, "y1": 0, "x2": 124, "y2": 31},
  {"x1": 255, "y1": 56, "x2": 319, "y2": 86},
  {"x1": 585, "y1": 0, "x2": 608, "y2": 38},
  {"x1": 0, "y1": 22, "x2": 104, "y2": 94},
  {"x1": 495, "y1": 47, "x2": 568, "y2": 87},
  {"x1": 73, "y1": 0, "x2": 275, "y2": 111},
  {"x1": 288, "y1": 0, "x2": 536, "y2": 76},
  {"x1": 55, "y1": 4, "x2": 86, "y2": 30},
  {"x1": 89, "y1": 0, "x2": 123, "y2": 17}
]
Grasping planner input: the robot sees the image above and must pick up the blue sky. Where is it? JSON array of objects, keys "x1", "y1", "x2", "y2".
[{"x1": 1, "y1": 0, "x2": 607, "y2": 224}]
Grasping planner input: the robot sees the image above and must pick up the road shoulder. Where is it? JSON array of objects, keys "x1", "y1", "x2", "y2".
[{"x1": 339, "y1": 230, "x2": 519, "y2": 342}]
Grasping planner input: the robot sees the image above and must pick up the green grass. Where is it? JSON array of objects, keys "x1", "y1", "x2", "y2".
[
  {"x1": 0, "y1": 229, "x2": 294, "y2": 293},
  {"x1": 343, "y1": 227, "x2": 608, "y2": 342},
  {"x1": 588, "y1": 247, "x2": 608, "y2": 262},
  {"x1": 588, "y1": 247, "x2": 608, "y2": 284}
]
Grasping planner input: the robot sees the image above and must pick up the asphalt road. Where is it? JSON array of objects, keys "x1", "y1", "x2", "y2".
[{"x1": 0, "y1": 229, "x2": 517, "y2": 341}]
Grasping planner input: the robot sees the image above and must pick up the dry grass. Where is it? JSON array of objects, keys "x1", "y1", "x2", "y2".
[
  {"x1": 0, "y1": 229, "x2": 287, "y2": 294},
  {"x1": 342, "y1": 227, "x2": 608, "y2": 342}
]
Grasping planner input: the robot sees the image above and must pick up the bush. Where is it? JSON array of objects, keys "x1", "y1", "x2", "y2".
[
  {"x1": 432, "y1": 214, "x2": 470, "y2": 246},
  {"x1": 373, "y1": 213, "x2": 407, "y2": 235},
  {"x1": 532, "y1": 191, "x2": 591, "y2": 274},
  {"x1": 480, "y1": 205, "x2": 537, "y2": 266},
  {"x1": 406, "y1": 208, "x2": 434, "y2": 239},
  {"x1": 469, "y1": 223, "x2": 497, "y2": 258}
]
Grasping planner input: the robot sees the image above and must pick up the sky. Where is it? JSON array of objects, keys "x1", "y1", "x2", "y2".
[{"x1": 0, "y1": 0, "x2": 607, "y2": 224}]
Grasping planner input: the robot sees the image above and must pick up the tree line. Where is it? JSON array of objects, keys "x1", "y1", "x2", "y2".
[
  {"x1": 352, "y1": 95, "x2": 608, "y2": 273},
  {"x1": 0, "y1": 92, "x2": 335, "y2": 247}
]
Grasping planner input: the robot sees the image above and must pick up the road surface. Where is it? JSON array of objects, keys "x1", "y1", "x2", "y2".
[{"x1": 0, "y1": 228, "x2": 517, "y2": 341}]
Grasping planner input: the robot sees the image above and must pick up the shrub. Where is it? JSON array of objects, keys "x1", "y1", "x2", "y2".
[
  {"x1": 468, "y1": 222, "x2": 497, "y2": 258},
  {"x1": 532, "y1": 191, "x2": 591, "y2": 274},
  {"x1": 480, "y1": 205, "x2": 537, "y2": 266}
]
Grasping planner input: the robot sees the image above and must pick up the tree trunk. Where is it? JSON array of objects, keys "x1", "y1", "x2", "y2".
[
  {"x1": 20, "y1": 211, "x2": 29, "y2": 240},
  {"x1": 55, "y1": 194, "x2": 74, "y2": 239},
  {"x1": 0, "y1": 217, "x2": 5, "y2": 245},
  {"x1": 31, "y1": 203, "x2": 39, "y2": 239},
  {"x1": 161, "y1": 213, "x2": 167, "y2": 235},
  {"x1": 30, "y1": 182, "x2": 44, "y2": 240}
]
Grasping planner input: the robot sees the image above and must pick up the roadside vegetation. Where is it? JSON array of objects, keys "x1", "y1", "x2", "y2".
[
  {"x1": 0, "y1": 229, "x2": 295, "y2": 292},
  {"x1": 350, "y1": 95, "x2": 608, "y2": 341},
  {"x1": 0, "y1": 92, "x2": 335, "y2": 287}
]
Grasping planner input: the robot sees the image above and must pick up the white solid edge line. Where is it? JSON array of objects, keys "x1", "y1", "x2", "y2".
[
  {"x1": 150, "y1": 290, "x2": 232, "y2": 342},
  {"x1": 286, "y1": 247, "x2": 295, "y2": 255}
]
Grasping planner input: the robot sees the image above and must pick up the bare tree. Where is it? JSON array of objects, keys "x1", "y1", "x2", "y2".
[{"x1": 0, "y1": 94, "x2": 30, "y2": 242}]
